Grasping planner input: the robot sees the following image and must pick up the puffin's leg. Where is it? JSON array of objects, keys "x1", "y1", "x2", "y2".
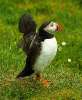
[{"x1": 35, "y1": 73, "x2": 51, "y2": 87}]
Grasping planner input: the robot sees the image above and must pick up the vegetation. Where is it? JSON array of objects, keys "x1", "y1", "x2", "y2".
[{"x1": 0, "y1": 0, "x2": 82, "y2": 99}]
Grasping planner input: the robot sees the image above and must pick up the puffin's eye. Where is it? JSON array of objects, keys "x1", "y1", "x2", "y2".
[{"x1": 50, "y1": 23, "x2": 53, "y2": 27}]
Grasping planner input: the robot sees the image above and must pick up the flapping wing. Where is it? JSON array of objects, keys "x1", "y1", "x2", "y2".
[
  {"x1": 18, "y1": 13, "x2": 37, "y2": 34},
  {"x1": 18, "y1": 13, "x2": 37, "y2": 54}
]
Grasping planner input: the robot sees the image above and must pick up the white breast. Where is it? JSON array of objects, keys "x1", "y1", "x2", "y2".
[{"x1": 34, "y1": 37, "x2": 57, "y2": 73}]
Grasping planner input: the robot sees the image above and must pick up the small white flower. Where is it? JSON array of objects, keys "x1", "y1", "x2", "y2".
[
  {"x1": 68, "y1": 58, "x2": 71, "y2": 63},
  {"x1": 61, "y1": 41, "x2": 66, "y2": 46}
]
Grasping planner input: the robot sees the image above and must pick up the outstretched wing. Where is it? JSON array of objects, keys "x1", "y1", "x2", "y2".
[
  {"x1": 19, "y1": 13, "x2": 37, "y2": 34},
  {"x1": 16, "y1": 36, "x2": 41, "y2": 78},
  {"x1": 18, "y1": 13, "x2": 37, "y2": 54}
]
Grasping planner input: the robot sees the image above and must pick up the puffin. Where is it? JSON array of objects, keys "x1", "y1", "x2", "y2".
[{"x1": 17, "y1": 13, "x2": 60, "y2": 86}]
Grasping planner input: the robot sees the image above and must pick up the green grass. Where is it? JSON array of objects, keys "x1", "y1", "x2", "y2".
[{"x1": 0, "y1": 0, "x2": 82, "y2": 99}]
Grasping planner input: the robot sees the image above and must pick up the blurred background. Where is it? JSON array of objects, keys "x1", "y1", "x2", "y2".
[{"x1": 0, "y1": 0, "x2": 82, "y2": 99}]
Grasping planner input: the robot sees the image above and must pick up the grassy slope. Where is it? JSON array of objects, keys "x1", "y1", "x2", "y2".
[{"x1": 0, "y1": 0, "x2": 82, "y2": 99}]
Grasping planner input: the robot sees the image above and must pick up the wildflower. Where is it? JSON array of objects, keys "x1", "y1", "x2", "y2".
[
  {"x1": 68, "y1": 58, "x2": 71, "y2": 63},
  {"x1": 61, "y1": 41, "x2": 66, "y2": 46}
]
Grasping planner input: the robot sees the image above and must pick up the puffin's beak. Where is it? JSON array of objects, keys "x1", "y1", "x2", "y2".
[{"x1": 56, "y1": 23, "x2": 63, "y2": 32}]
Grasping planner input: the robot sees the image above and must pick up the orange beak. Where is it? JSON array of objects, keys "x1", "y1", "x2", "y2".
[{"x1": 56, "y1": 23, "x2": 63, "y2": 32}]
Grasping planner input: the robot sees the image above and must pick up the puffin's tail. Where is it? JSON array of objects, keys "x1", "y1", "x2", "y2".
[{"x1": 16, "y1": 57, "x2": 34, "y2": 79}]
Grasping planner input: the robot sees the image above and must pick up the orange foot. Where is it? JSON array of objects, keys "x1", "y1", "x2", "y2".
[
  {"x1": 41, "y1": 79, "x2": 51, "y2": 87},
  {"x1": 35, "y1": 73, "x2": 51, "y2": 87}
]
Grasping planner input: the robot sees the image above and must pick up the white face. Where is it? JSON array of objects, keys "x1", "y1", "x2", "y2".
[{"x1": 44, "y1": 21, "x2": 58, "y2": 34}]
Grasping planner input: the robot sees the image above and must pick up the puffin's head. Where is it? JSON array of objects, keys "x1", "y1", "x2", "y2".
[{"x1": 39, "y1": 21, "x2": 61, "y2": 34}]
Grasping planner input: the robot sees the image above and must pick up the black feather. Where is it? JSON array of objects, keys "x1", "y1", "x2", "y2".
[
  {"x1": 19, "y1": 13, "x2": 36, "y2": 34},
  {"x1": 16, "y1": 36, "x2": 41, "y2": 78}
]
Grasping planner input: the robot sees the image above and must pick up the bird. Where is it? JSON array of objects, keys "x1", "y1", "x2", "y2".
[{"x1": 17, "y1": 13, "x2": 60, "y2": 86}]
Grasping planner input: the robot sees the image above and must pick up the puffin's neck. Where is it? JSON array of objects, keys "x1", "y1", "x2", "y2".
[{"x1": 39, "y1": 29, "x2": 54, "y2": 41}]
